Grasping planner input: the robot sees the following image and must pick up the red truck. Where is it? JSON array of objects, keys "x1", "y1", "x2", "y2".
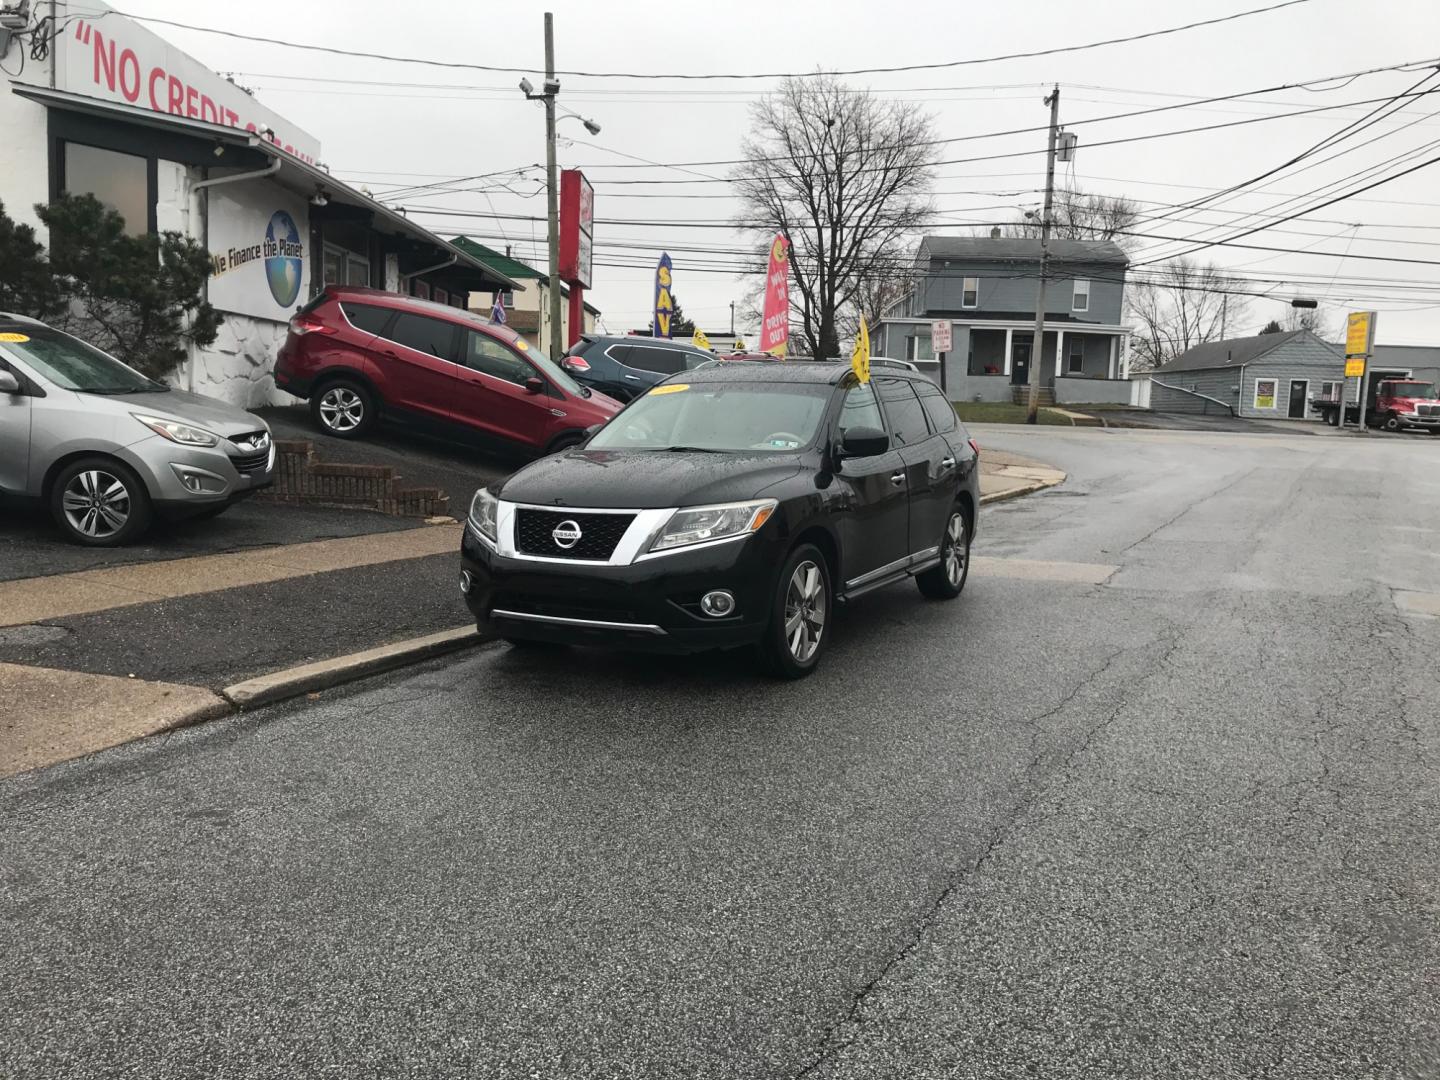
[{"x1": 1313, "y1": 378, "x2": 1440, "y2": 433}]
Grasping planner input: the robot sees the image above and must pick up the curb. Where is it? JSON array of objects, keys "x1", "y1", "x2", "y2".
[
  {"x1": 979, "y1": 475, "x2": 1064, "y2": 506},
  {"x1": 222, "y1": 625, "x2": 493, "y2": 710}
]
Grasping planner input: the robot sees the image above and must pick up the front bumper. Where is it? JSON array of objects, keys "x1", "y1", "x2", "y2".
[
  {"x1": 460, "y1": 522, "x2": 782, "y2": 653},
  {"x1": 1397, "y1": 412, "x2": 1440, "y2": 429},
  {"x1": 125, "y1": 437, "x2": 276, "y2": 516}
]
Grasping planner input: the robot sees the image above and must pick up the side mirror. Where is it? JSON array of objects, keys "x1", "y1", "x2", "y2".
[
  {"x1": 0, "y1": 370, "x2": 20, "y2": 395},
  {"x1": 524, "y1": 377, "x2": 545, "y2": 395},
  {"x1": 839, "y1": 426, "x2": 889, "y2": 458}
]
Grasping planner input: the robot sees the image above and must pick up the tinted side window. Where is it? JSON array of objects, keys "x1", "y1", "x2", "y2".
[
  {"x1": 839, "y1": 384, "x2": 885, "y2": 439},
  {"x1": 463, "y1": 331, "x2": 534, "y2": 385},
  {"x1": 623, "y1": 346, "x2": 689, "y2": 375},
  {"x1": 340, "y1": 302, "x2": 392, "y2": 336},
  {"x1": 386, "y1": 314, "x2": 458, "y2": 360},
  {"x1": 877, "y1": 378, "x2": 932, "y2": 445},
  {"x1": 918, "y1": 388, "x2": 958, "y2": 434}
]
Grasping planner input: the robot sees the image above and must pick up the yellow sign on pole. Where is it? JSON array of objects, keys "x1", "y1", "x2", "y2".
[
  {"x1": 1345, "y1": 358, "x2": 1366, "y2": 378},
  {"x1": 1345, "y1": 311, "x2": 1376, "y2": 357},
  {"x1": 851, "y1": 316, "x2": 871, "y2": 384}
]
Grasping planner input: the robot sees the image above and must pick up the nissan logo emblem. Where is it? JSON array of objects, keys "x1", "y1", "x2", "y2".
[{"x1": 552, "y1": 519, "x2": 583, "y2": 549}]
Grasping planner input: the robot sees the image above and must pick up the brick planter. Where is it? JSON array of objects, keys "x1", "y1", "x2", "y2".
[{"x1": 258, "y1": 440, "x2": 449, "y2": 518}]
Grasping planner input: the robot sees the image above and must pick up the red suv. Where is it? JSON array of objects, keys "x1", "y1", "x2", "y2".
[{"x1": 274, "y1": 286, "x2": 621, "y2": 454}]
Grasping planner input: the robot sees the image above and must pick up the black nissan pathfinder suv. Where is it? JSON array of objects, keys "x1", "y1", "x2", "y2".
[{"x1": 459, "y1": 362, "x2": 980, "y2": 678}]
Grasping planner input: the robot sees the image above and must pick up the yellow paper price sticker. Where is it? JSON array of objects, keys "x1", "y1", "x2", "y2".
[
  {"x1": 649, "y1": 383, "x2": 690, "y2": 396},
  {"x1": 0, "y1": 332, "x2": 31, "y2": 343}
]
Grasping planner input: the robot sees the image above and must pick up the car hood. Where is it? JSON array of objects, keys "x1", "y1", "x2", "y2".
[
  {"x1": 80, "y1": 388, "x2": 270, "y2": 439},
  {"x1": 499, "y1": 448, "x2": 804, "y2": 509}
]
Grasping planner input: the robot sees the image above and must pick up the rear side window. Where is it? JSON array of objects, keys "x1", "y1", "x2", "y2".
[
  {"x1": 918, "y1": 388, "x2": 958, "y2": 433},
  {"x1": 340, "y1": 302, "x2": 391, "y2": 336},
  {"x1": 877, "y1": 378, "x2": 932, "y2": 445},
  {"x1": 623, "y1": 346, "x2": 689, "y2": 375},
  {"x1": 386, "y1": 313, "x2": 458, "y2": 360}
]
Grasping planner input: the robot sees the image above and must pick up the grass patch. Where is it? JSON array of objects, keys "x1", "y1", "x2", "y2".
[{"x1": 952, "y1": 402, "x2": 1073, "y2": 425}]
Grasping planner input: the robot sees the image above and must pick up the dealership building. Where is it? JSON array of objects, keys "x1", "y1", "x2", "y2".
[{"x1": 0, "y1": 1, "x2": 517, "y2": 405}]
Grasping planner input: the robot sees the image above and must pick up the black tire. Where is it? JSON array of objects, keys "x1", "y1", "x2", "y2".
[
  {"x1": 917, "y1": 505, "x2": 971, "y2": 600},
  {"x1": 1383, "y1": 412, "x2": 1402, "y2": 432},
  {"x1": 49, "y1": 456, "x2": 153, "y2": 547},
  {"x1": 1326, "y1": 409, "x2": 1339, "y2": 427},
  {"x1": 546, "y1": 432, "x2": 585, "y2": 456},
  {"x1": 756, "y1": 543, "x2": 832, "y2": 680},
  {"x1": 311, "y1": 378, "x2": 377, "y2": 439}
]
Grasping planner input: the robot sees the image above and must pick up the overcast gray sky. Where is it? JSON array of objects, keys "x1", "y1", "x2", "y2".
[{"x1": 122, "y1": 0, "x2": 1440, "y2": 345}]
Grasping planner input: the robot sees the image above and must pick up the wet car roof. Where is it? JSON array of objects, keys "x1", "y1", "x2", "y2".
[{"x1": 672, "y1": 361, "x2": 924, "y2": 387}]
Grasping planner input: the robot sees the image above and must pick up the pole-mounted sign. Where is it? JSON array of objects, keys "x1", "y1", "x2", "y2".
[{"x1": 1345, "y1": 311, "x2": 1378, "y2": 429}]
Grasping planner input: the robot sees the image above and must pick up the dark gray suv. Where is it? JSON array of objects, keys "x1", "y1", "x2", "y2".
[{"x1": 560, "y1": 336, "x2": 714, "y2": 401}]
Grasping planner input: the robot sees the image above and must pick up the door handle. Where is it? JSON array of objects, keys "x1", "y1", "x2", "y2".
[
  {"x1": 890, "y1": 472, "x2": 907, "y2": 486},
  {"x1": 623, "y1": 374, "x2": 642, "y2": 382},
  {"x1": 941, "y1": 456, "x2": 956, "y2": 469}
]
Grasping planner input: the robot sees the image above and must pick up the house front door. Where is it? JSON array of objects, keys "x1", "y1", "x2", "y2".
[
  {"x1": 1288, "y1": 379, "x2": 1309, "y2": 419},
  {"x1": 1010, "y1": 341, "x2": 1031, "y2": 386}
]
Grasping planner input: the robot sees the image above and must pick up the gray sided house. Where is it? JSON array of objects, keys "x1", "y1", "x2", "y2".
[
  {"x1": 1147, "y1": 330, "x2": 1342, "y2": 420},
  {"x1": 872, "y1": 236, "x2": 1134, "y2": 404}
]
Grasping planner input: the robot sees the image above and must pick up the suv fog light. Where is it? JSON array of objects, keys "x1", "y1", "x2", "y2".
[
  {"x1": 459, "y1": 570, "x2": 474, "y2": 595},
  {"x1": 700, "y1": 590, "x2": 736, "y2": 617},
  {"x1": 169, "y1": 463, "x2": 227, "y2": 495}
]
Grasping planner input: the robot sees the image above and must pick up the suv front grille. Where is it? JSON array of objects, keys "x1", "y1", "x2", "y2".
[
  {"x1": 228, "y1": 449, "x2": 271, "y2": 474},
  {"x1": 1417, "y1": 404, "x2": 1439, "y2": 417},
  {"x1": 514, "y1": 509, "x2": 635, "y2": 560}
]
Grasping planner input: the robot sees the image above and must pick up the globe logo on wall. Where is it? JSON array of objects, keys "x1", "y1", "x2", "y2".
[{"x1": 264, "y1": 211, "x2": 304, "y2": 307}]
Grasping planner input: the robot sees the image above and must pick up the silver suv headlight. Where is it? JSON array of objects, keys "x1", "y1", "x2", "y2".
[
  {"x1": 647, "y1": 499, "x2": 777, "y2": 554},
  {"x1": 133, "y1": 414, "x2": 219, "y2": 447},
  {"x1": 469, "y1": 488, "x2": 499, "y2": 544}
]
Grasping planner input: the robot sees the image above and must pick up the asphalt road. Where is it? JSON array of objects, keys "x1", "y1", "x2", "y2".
[{"x1": 3, "y1": 426, "x2": 1438, "y2": 1079}]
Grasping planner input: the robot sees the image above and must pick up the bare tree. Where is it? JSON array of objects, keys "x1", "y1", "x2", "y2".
[
  {"x1": 732, "y1": 75, "x2": 936, "y2": 359},
  {"x1": 1282, "y1": 303, "x2": 1340, "y2": 341},
  {"x1": 1004, "y1": 188, "x2": 1143, "y2": 250},
  {"x1": 1128, "y1": 260, "x2": 1246, "y2": 372}
]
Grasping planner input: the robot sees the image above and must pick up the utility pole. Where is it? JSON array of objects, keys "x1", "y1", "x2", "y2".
[
  {"x1": 1220, "y1": 294, "x2": 1228, "y2": 338},
  {"x1": 1026, "y1": 86, "x2": 1061, "y2": 424},
  {"x1": 543, "y1": 13, "x2": 563, "y2": 362},
  {"x1": 730, "y1": 301, "x2": 735, "y2": 336}
]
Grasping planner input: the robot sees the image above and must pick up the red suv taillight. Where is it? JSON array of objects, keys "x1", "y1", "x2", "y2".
[
  {"x1": 969, "y1": 438, "x2": 981, "y2": 456},
  {"x1": 289, "y1": 314, "x2": 336, "y2": 336},
  {"x1": 562, "y1": 355, "x2": 591, "y2": 372}
]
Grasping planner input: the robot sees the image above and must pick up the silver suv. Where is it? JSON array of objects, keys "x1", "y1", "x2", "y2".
[{"x1": 0, "y1": 314, "x2": 275, "y2": 546}]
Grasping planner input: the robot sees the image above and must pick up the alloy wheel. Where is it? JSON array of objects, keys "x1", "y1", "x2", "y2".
[
  {"x1": 318, "y1": 387, "x2": 364, "y2": 432},
  {"x1": 944, "y1": 512, "x2": 968, "y2": 587},
  {"x1": 61, "y1": 469, "x2": 131, "y2": 539},
  {"x1": 784, "y1": 560, "x2": 827, "y2": 663}
]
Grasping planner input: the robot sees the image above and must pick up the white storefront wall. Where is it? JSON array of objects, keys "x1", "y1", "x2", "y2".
[{"x1": 0, "y1": 2, "x2": 323, "y2": 406}]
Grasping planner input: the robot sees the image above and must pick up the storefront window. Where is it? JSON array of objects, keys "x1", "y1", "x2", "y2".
[{"x1": 64, "y1": 143, "x2": 148, "y2": 236}]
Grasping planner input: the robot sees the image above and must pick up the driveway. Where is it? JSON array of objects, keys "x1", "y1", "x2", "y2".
[{"x1": 3, "y1": 425, "x2": 1437, "y2": 1078}]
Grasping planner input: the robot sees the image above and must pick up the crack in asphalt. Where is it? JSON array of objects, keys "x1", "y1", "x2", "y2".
[
  {"x1": 790, "y1": 623, "x2": 1184, "y2": 1079},
  {"x1": 1118, "y1": 465, "x2": 1261, "y2": 555}
]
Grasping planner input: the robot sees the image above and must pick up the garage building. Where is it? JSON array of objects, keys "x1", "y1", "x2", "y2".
[{"x1": 1147, "y1": 330, "x2": 1343, "y2": 420}]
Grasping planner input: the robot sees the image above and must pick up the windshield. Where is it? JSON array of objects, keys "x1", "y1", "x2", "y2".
[
  {"x1": 1387, "y1": 382, "x2": 1438, "y2": 399},
  {"x1": 587, "y1": 382, "x2": 831, "y2": 453},
  {"x1": 0, "y1": 327, "x2": 162, "y2": 394},
  {"x1": 513, "y1": 338, "x2": 584, "y2": 395}
]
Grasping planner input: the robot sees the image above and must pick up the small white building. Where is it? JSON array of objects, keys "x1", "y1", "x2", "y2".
[{"x1": 0, "y1": 1, "x2": 516, "y2": 406}]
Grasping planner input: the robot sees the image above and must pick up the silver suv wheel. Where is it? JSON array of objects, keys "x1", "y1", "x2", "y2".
[
  {"x1": 944, "y1": 512, "x2": 967, "y2": 587},
  {"x1": 784, "y1": 559, "x2": 827, "y2": 663},
  {"x1": 61, "y1": 469, "x2": 131, "y2": 539},
  {"x1": 318, "y1": 387, "x2": 365, "y2": 432}
]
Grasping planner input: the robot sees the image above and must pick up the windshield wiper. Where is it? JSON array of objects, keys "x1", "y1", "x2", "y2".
[{"x1": 656, "y1": 445, "x2": 723, "y2": 453}]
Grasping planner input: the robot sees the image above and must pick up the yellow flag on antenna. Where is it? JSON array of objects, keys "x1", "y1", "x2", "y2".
[
  {"x1": 851, "y1": 316, "x2": 871, "y2": 384},
  {"x1": 692, "y1": 328, "x2": 711, "y2": 351}
]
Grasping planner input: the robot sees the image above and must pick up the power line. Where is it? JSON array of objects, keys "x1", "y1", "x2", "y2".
[{"x1": 100, "y1": 0, "x2": 1313, "y2": 81}]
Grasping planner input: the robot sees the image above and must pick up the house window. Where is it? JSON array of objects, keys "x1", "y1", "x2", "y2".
[
  {"x1": 906, "y1": 329, "x2": 934, "y2": 363},
  {"x1": 1066, "y1": 338, "x2": 1085, "y2": 375},
  {"x1": 1073, "y1": 279, "x2": 1090, "y2": 312},
  {"x1": 1254, "y1": 378, "x2": 1278, "y2": 410},
  {"x1": 433, "y1": 287, "x2": 450, "y2": 306},
  {"x1": 63, "y1": 142, "x2": 149, "y2": 237},
  {"x1": 498, "y1": 290, "x2": 515, "y2": 308},
  {"x1": 324, "y1": 245, "x2": 370, "y2": 287},
  {"x1": 961, "y1": 277, "x2": 979, "y2": 309},
  {"x1": 1319, "y1": 380, "x2": 1340, "y2": 402}
]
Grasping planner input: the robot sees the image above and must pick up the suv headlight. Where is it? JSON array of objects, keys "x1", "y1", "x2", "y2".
[
  {"x1": 133, "y1": 414, "x2": 219, "y2": 447},
  {"x1": 648, "y1": 499, "x2": 777, "y2": 554},
  {"x1": 469, "y1": 488, "x2": 498, "y2": 544}
]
